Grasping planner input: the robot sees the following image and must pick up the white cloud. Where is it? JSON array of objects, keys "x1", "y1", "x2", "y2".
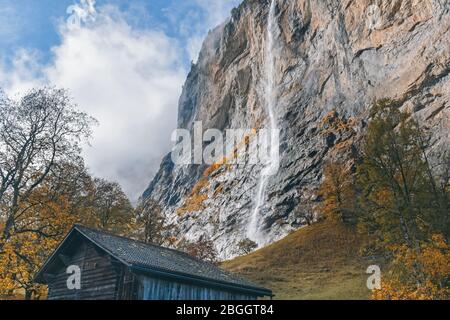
[
  {"x1": 0, "y1": 49, "x2": 45, "y2": 95},
  {"x1": 167, "y1": 0, "x2": 241, "y2": 63},
  {"x1": 186, "y1": 35, "x2": 205, "y2": 63},
  {"x1": 193, "y1": 0, "x2": 241, "y2": 61},
  {"x1": 0, "y1": 3, "x2": 186, "y2": 203},
  {"x1": 194, "y1": 0, "x2": 239, "y2": 26}
]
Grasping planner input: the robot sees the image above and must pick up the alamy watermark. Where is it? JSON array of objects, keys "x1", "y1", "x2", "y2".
[
  {"x1": 171, "y1": 122, "x2": 280, "y2": 176},
  {"x1": 66, "y1": 265, "x2": 81, "y2": 290},
  {"x1": 66, "y1": 0, "x2": 97, "y2": 29},
  {"x1": 366, "y1": 265, "x2": 382, "y2": 290}
]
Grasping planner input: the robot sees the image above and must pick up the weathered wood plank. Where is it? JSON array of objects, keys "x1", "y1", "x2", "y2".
[{"x1": 47, "y1": 239, "x2": 120, "y2": 300}]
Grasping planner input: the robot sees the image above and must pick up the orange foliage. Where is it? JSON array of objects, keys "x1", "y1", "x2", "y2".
[
  {"x1": 0, "y1": 189, "x2": 77, "y2": 299},
  {"x1": 373, "y1": 235, "x2": 450, "y2": 300},
  {"x1": 177, "y1": 177, "x2": 210, "y2": 215},
  {"x1": 317, "y1": 162, "x2": 356, "y2": 223},
  {"x1": 177, "y1": 129, "x2": 256, "y2": 215}
]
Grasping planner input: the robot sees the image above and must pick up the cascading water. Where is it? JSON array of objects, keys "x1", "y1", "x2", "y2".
[{"x1": 247, "y1": 0, "x2": 280, "y2": 246}]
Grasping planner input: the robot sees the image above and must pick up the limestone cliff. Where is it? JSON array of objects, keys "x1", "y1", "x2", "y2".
[{"x1": 142, "y1": 0, "x2": 450, "y2": 259}]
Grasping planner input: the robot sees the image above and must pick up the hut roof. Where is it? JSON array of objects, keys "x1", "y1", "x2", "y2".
[{"x1": 35, "y1": 225, "x2": 272, "y2": 297}]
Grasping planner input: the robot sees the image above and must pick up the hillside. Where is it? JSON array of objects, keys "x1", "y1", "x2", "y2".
[{"x1": 222, "y1": 220, "x2": 379, "y2": 300}]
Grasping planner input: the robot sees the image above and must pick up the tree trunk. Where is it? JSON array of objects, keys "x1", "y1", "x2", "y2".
[
  {"x1": 24, "y1": 290, "x2": 33, "y2": 300},
  {"x1": 0, "y1": 215, "x2": 14, "y2": 252}
]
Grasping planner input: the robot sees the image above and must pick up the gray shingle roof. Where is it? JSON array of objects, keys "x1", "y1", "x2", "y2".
[{"x1": 73, "y1": 225, "x2": 271, "y2": 295}]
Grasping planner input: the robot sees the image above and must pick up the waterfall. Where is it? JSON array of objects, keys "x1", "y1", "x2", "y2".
[{"x1": 247, "y1": 0, "x2": 280, "y2": 246}]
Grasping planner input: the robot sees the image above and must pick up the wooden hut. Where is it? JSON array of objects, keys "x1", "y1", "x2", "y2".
[{"x1": 35, "y1": 225, "x2": 272, "y2": 300}]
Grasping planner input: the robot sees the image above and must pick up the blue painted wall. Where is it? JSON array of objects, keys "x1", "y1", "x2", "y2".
[{"x1": 138, "y1": 276, "x2": 256, "y2": 300}]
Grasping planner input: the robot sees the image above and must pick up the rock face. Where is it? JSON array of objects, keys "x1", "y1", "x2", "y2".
[{"x1": 142, "y1": 0, "x2": 450, "y2": 259}]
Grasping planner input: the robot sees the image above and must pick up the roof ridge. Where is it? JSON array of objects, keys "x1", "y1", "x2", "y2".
[
  {"x1": 73, "y1": 224, "x2": 219, "y2": 266},
  {"x1": 73, "y1": 224, "x2": 262, "y2": 288}
]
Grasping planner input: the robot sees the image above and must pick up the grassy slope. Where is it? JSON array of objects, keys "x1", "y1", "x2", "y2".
[{"x1": 222, "y1": 220, "x2": 375, "y2": 300}]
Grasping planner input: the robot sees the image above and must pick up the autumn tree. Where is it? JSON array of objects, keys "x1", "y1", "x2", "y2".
[
  {"x1": 46, "y1": 162, "x2": 94, "y2": 216},
  {"x1": 178, "y1": 236, "x2": 219, "y2": 264},
  {"x1": 235, "y1": 238, "x2": 258, "y2": 255},
  {"x1": 357, "y1": 99, "x2": 449, "y2": 250},
  {"x1": 0, "y1": 88, "x2": 96, "y2": 248},
  {"x1": 0, "y1": 88, "x2": 96, "y2": 299},
  {"x1": 0, "y1": 162, "x2": 91, "y2": 299},
  {"x1": 357, "y1": 99, "x2": 449, "y2": 299},
  {"x1": 0, "y1": 88, "x2": 135, "y2": 299},
  {"x1": 134, "y1": 198, "x2": 176, "y2": 246},
  {"x1": 373, "y1": 235, "x2": 450, "y2": 300},
  {"x1": 0, "y1": 161, "x2": 135, "y2": 299},
  {"x1": 88, "y1": 178, "x2": 133, "y2": 235},
  {"x1": 317, "y1": 161, "x2": 357, "y2": 224}
]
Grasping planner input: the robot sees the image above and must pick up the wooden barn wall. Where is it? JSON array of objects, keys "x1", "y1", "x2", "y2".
[
  {"x1": 137, "y1": 276, "x2": 256, "y2": 300},
  {"x1": 46, "y1": 240, "x2": 122, "y2": 300}
]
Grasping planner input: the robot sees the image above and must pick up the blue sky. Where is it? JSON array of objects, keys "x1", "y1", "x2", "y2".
[
  {"x1": 0, "y1": 0, "x2": 241, "y2": 202},
  {"x1": 0, "y1": 0, "x2": 241, "y2": 69}
]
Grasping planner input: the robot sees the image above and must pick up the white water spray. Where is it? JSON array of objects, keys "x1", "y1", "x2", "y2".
[{"x1": 247, "y1": 0, "x2": 280, "y2": 245}]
